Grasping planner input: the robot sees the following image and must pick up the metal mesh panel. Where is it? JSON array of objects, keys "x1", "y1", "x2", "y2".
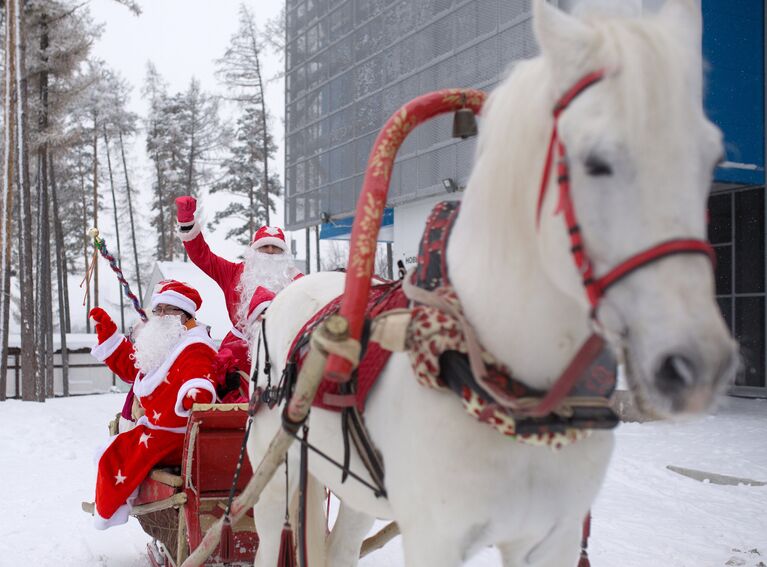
[
  {"x1": 285, "y1": 0, "x2": 536, "y2": 229},
  {"x1": 355, "y1": 132, "x2": 377, "y2": 171},
  {"x1": 477, "y1": 0, "x2": 499, "y2": 36},
  {"x1": 456, "y1": 134, "x2": 477, "y2": 183},
  {"x1": 329, "y1": 106, "x2": 354, "y2": 145},
  {"x1": 500, "y1": 0, "x2": 531, "y2": 25}
]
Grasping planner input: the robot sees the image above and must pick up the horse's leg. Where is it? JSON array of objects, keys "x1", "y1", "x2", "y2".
[
  {"x1": 398, "y1": 521, "x2": 469, "y2": 567},
  {"x1": 497, "y1": 522, "x2": 581, "y2": 567},
  {"x1": 326, "y1": 502, "x2": 375, "y2": 567},
  {"x1": 252, "y1": 458, "x2": 298, "y2": 567}
]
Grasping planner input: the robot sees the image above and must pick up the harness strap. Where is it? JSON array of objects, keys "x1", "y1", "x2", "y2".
[
  {"x1": 403, "y1": 273, "x2": 487, "y2": 382},
  {"x1": 297, "y1": 425, "x2": 310, "y2": 567},
  {"x1": 536, "y1": 68, "x2": 714, "y2": 312},
  {"x1": 592, "y1": 239, "x2": 716, "y2": 298},
  {"x1": 511, "y1": 334, "x2": 605, "y2": 418}
]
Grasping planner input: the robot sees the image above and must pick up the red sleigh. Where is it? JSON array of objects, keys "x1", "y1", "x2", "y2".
[{"x1": 130, "y1": 403, "x2": 259, "y2": 567}]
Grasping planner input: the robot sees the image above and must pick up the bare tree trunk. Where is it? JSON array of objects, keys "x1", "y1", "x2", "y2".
[
  {"x1": 153, "y1": 151, "x2": 166, "y2": 260},
  {"x1": 245, "y1": 15, "x2": 270, "y2": 225},
  {"x1": 184, "y1": 117, "x2": 195, "y2": 263},
  {"x1": 118, "y1": 129, "x2": 142, "y2": 300},
  {"x1": 49, "y1": 157, "x2": 68, "y2": 395},
  {"x1": 91, "y1": 113, "x2": 98, "y2": 308},
  {"x1": 14, "y1": 0, "x2": 39, "y2": 401},
  {"x1": 79, "y1": 164, "x2": 90, "y2": 333},
  {"x1": 36, "y1": 13, "x2": 54, "y2": 398},
  {"x1": 0, "y1": 0, "x2": 17, "y2": 401},
  {"x1": 248, "y1": 180, "x2": 254, "y2": 239},
  {"x1": 102, "y1": 126, "x2": 124, "y2": 331}
]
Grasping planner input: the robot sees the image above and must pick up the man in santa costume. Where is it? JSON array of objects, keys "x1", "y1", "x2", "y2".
[
  {"x1": 89, "y1": 280, "x2": 217, "y2": 529},
  {"x1": 175, "y1": 196, "x2": 301, "y2": 400}
]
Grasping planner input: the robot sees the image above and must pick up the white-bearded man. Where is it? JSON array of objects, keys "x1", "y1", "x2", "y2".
[
  {"x1": 175, "y1": 196, "x2": 302, "y2": 401},
  {"x1": 88, "y1": 280, "x2": 217, "y2": 529}
]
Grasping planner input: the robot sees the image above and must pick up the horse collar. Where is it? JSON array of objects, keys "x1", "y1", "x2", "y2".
[
  {"x1": 408, "y1": 201, "x2": 619, "y2": 444},
  {"x1": 536, "y1": 69, "x2": 715, "y2": 314}
]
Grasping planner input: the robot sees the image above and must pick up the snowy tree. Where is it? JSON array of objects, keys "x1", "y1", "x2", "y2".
[
  {"x1": 145, "y1": 70, "x2": 224, "y2": 260},
  {"x1": 208, "y1": 104, "x2": 280, "y2": 244},
  {"x1": 0, "y1": 0, "x2": 136, "y2": 400},
  {"x1": 100, "y1": 70, "x2": 145, "y2": 306},
  {"x1": 143, "y1": 61, "x2": 172, "y2": 261},
  {"x1": 215, "y1": 4, "x2": 281, "y2": 228}
]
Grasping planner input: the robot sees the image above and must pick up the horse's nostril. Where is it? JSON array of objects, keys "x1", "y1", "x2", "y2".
[{"x1": 655, "y1": 354, "x2": 696, "y2": 396}]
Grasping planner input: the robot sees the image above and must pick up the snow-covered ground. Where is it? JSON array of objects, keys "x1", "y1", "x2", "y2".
[{"x1": 0, "y1": 393, "x2": 765, "y2": 566}]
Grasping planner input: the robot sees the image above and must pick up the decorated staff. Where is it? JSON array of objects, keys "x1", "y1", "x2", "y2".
[{"x1": 85, "y1": 227, "x2": 147, "y2": 322}]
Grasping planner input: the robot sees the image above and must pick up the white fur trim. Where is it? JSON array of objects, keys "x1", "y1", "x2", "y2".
[
  {"x1": 248, "y1": 300, "x2": 272, "y2": 322},
  {"x1": 177, "y1": 219, "x2": 202, "y2": 242},
  {"x1": 93, "y1": 486, "x2": 139, "y2": 530},
  {"x1": 91, "y1": 332, "x2": 126, "y2": 362},
  {"x1": 252, "y1": 236, "x2": 288, "y2": 252},
  {"x1": 174, "y1": 378, "x2": 217, "y2": 418},
  {"x1": 229, "y1": 326, "x2": 247, "y2": 341},
  {"x1": 118, "y1": 417, "x2": 135, "y2": 434},
  {"x1": 151, "y1": 289, "x2": 197, "y2": 315},
  {"x1": 132, "y1": 326, "x2": 217, "y2": 398}
]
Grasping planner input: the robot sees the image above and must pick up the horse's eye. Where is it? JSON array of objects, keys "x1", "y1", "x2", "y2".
[{"x1": 585, "y1": 155, "x2": 612, "y2": 176}]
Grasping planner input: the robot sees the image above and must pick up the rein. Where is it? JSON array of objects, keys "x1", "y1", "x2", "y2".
[{"x1": 536, "y1": 69, "x2": 715, "y2": 312}]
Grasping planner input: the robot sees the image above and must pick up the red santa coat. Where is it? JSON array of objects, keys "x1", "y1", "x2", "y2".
[
  {"x1": 179, "y1": 227, "x2": 301, "y2": 373},
  {"x1": 90, "y1": 325, "x2": 217, "y2": 529}
]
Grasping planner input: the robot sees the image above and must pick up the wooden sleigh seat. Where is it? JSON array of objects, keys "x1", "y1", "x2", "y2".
[{"x1": 131, "y1": 403, "x2": 259, "y2": 567}]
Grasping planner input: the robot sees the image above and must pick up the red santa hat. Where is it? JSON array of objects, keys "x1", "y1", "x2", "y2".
[
  {"x1": 251, "y1": 226, "x2": 289, "y2": 252},
  {"x1": 247, "y1": 286, "x2": 276, "y2": 322},
  {"x1": 151, "y1": 280, "x2": 202, "y2": 316}
]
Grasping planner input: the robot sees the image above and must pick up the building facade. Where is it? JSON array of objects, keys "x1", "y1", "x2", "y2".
[{"x1": 284, "y1": 0, "x2": 766, "y2": 393}]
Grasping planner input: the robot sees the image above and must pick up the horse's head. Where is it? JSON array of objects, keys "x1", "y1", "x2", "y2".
[{"x1": 531, "y1": 0, "x2": 739, "y2": 417}]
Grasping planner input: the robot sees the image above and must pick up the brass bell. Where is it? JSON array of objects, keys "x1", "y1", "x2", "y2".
[{"x1": 452, "y1": 107, "x2": 478, "y2": 139}]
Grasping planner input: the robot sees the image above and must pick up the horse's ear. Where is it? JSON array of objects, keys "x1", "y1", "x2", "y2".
[
  {"x1": 659, "y1": 0, "x2": 702, "y2": 46},
  {"x1": 533, "y1": 0, "x2": 595, "y2": 70}
]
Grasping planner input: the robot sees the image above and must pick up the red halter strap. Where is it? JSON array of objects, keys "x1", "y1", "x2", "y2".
[{"x1": 537, "y1": 70, "x2": 715, "y2": 311}]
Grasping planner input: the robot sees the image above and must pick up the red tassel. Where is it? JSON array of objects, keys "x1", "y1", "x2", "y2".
[
  {"x1": 219, "y1": 521, "x2": 235, "y2": 563},
  {"x1": 277, "y1": 521, "x2": 297, "y2": 567},
  {"x1": 577, "y1": 511, "x2": 592, "y2": 567}
]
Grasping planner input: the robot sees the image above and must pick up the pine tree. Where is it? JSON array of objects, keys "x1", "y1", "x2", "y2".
[
  {"x1": 215, "y1": 4, "x2": 281, "y2": 229},
  {"x1": 209, "y1": 104, "x2": 280, "y2": 244},
  {"x1": 145, "y1": 69, "x2": 223, "y2": 260}
]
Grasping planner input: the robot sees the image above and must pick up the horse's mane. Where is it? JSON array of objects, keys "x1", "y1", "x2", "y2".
[{"x1": 462, "y1": 7, "x2": 700, "y2": 269}]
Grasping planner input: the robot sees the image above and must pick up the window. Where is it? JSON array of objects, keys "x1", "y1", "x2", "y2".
[{"x1": 708, "y1": 187, "x2": 766, "y2": 387}]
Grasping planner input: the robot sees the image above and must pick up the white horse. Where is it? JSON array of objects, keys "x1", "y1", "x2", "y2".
[{"x1": 247, "y1": 1, "x2": 738, "y2": 565}]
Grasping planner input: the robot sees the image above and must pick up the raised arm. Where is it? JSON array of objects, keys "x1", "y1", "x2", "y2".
[
  {"x1": 176, "y1": 196, "x2": 240, "y2": 288},
  {"x1": 89, "y1": 308, "x2": 139, "y2": 384}
]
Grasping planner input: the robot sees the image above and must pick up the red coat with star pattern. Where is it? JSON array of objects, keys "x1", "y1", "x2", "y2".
[{"x1": 90, "y1": 324, "x2": 217, "y2": 529}]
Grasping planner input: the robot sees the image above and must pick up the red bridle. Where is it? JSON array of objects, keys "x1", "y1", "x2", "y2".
[{"x1": 536, "y1": 69, "x2": 716, "y2": 312}]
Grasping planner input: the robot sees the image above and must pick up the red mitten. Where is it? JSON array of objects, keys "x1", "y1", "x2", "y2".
[
  {"x1": 175, "y1": 196, "x2": 197, "y2": 223},
  {"x1": 182, "y1": 387, "x2": 214, "y2": 410},
  {"x1": 247, "y1": 286, "x2": 275, "y2": 322},
  {"x1": 89, "y1": 307, "x2": 117, "y2": 343}
]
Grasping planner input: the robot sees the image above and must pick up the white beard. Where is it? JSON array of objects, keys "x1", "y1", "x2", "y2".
[
  {"x1": 132, "y1": 316, "x2": 187, "y2": 375},
  {"x1": 235, "y1": 248, "x2": 295, "y2": 327}
]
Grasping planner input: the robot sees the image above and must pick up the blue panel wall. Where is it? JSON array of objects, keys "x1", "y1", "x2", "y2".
[
  {"x1": 320, "y1": 207, "x2": 394, "y2": 240},
  {"x1": 703, "y1": 0, "x2": 765, "y2": 185}
]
